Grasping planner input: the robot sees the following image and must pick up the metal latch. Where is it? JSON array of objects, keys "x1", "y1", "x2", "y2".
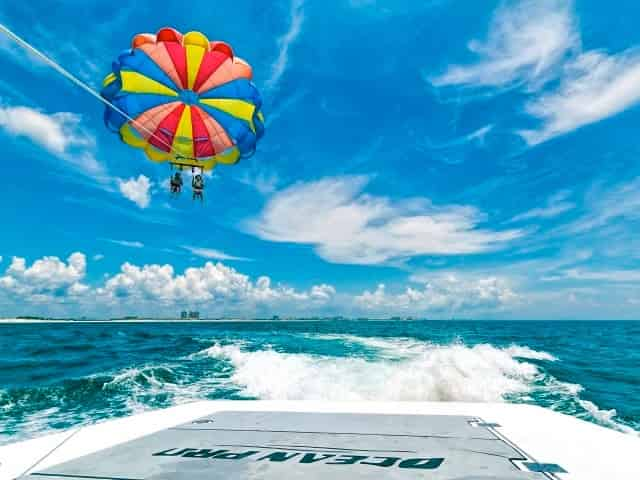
[
  {"x1": 468, "y1": 419, "x2": 501, "y2": 428},
  {"x1": 522, "y1": 462, "x2": 567, "y2": 474}
]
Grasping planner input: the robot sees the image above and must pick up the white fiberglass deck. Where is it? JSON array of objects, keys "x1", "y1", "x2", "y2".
[{"x1": 0, "y1": 401, "x2": 638, "y2": 480}]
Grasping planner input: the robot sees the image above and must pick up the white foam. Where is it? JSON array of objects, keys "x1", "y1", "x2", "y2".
[
  {"x1": 503, "y1": 345, "x2": 558, "y2": 361},
  {"x1": 202, "y1": 341, "x2": 539, "y2": 402},
  {"x1": 99, "y1": 363, "x2": 236, "y2": 415},
  {"x1": 578, "y1": 399, "x2": 639, "y2": 436},
  {"x1": 308, "y1": 333, "x2": 558, "y2": 361},
  {"x1": 196, "y1": 336, "x2": 637, "y2": 436}
]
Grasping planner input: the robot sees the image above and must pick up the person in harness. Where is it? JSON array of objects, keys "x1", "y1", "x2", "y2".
[
  {"x1": 192, "y1": 174, "x2": 204, "y2": 202},
  {"x1": 170, "y1": 172, "x2": 183, "y2": 195}
]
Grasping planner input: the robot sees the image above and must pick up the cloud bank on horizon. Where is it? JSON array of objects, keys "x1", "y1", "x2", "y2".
[{"x1": 1, "y1": 0, "x2": 640, "y2": 319}]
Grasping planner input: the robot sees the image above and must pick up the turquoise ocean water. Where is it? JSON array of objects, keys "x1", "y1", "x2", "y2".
[{"x1": 1, "y1": 320, "x2": 638, "y2": 444}]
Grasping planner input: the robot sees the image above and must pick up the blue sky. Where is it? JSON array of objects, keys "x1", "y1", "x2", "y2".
[{"x1": 1, "y1": 0, "x2": 640, "y2": 319}]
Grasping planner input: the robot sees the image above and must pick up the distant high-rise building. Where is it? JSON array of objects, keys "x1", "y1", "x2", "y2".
[{"x1": 180, "y1": 311, "x2": 188, "y2": 320}]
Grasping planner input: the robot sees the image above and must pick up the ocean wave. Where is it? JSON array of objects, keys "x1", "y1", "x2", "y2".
[
  {"x1": 195, "y1": 335, "x2": 636, "y2": 436},
  {"x1": 307, "y1": 333, "x2": 559, "y2": 361},
  {"x1": 2, "y1": 332, "x2": 637, "y2": 445},
  {"x1": 198, "y1": 340, "x2": 539, "y2": 402},
  {"x1": 503, "y1": 345, "x2": 558, "y2": 361}
]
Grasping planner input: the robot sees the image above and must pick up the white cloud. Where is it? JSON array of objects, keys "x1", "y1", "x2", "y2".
[
  {"x1": 2, "y1": 249, "x2": 639, "y2": 319},
  {"x1": 431, "y1": 0, "x2": 577, "y2": 89},
  {"x1": 93, "y1": 254, "x2": 104, "y2": 261},
  {"x1": 248, "y1": 176, "x2": 522, "y2": 265},
  {"x1": 509, "y1": 190, "x2": 574, "y2": 222},
  {"x1": 182, "y1": 246, "x2": 250, "y2": 262},
  {"x1": 0, "y1": 251, "x2": 337, "y2": 316},
  {"x1": 521, "y1": 50, "x2": 640, "y2": 144},
  {"x1": 117, "y1": 175, "x2": 152, "y2": 209},
  {"x1": 0, "y1": 106, "x2": 82, "y2": 154},
  {"x1": 310, "y1": 284, "x2": 336, "y2": 301},
  {"x1": 265, "y1": 0, "x2": 305, "y2": 91},
  {"x1": 0, "y1": 252, "x2": 88, "y2": 300},
  {"x1": 105, "y1": 239, "x2": 144, "y2": 249},
  {"x1": 0, "y1": 104, "x2": 104, "y2": 176},
  {"x1": 97, "y1": 261, "x2": 335, "y2": 308},
  {"x1": 355, "y1": 274, "x2": 518, "y2": 315},
  {"x1": 430, "y1": 0, "x2": 640, "y2": 144}
]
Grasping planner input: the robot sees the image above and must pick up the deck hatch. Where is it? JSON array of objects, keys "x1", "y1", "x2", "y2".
[{"x1": 24, "y1": 411, "x2": 550, "y2": 479}]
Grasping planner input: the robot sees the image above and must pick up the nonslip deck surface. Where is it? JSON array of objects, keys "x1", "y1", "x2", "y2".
[{"x1": 24, "y1": 411, "x2": 550, "y2": 480}]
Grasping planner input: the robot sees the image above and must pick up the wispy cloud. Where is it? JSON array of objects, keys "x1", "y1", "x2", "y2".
[
  {"x1": 0, "y1": 103, "x2": 105, "y2": 178},
  {"x1": 545, "y1": 268, "x2": 640, "y2": 283},
  {"x1": 431, "y1": 0, "x2": 578, "y2": 90},
  {"x1": 104, "y1": 239, "x2": 145, "y2": 249},
  {"x1": 431, "y1": 0, "x2": 640, "y2": 144},
  {"x1": 416, "y1": 124, "x2": 495, "y2": 165},
  {"x1": 418, "y1": 125, "x2": 494, "y2": 151},
  {"x1": 509, "y1": 190, "x2": 575, "y2": 223},
  {"x1": 265, "y1": 88, "x2": 308, "y2": 126},
  {"x1": 565, "y1": 177, "x2": 640, "y2": 234},
  {"x1": 182, "y1": 246, "x2": 250, "y2": 262},
  {"x1": 247, "y1": 176, "x2": 523, "y2": 265},
  {"x1": 117, "y1": 175, "x2": 152, "y2": 209},
  {"x1": 0, "y1": 21, "x2": 110, "y2": 87},
  {"x1": 235, "y1": 168, "x2": 280, "y2": 195},
  {"x1": 265, "y1": 0, "x2": 305, "y2": 91},
  {"x1": 521, "y1": 50, "x2": 640, "y2": 144},
  {"x1": 0, "y1": 105, "x2": 85, "y2": 154}
]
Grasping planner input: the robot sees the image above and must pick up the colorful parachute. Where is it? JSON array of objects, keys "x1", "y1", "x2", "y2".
[{"x1": 101, "y1": 28, "x2": 264, "y2": 171}]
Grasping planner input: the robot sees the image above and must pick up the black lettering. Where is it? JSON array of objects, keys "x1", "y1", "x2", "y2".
[
  {"x1": 326, "y1": 455, "x2": 369, "y2": 465},
  {"x1": 183, "y1": 449, "x2": 227, "y2": 458},
  {"x1": 398, "y1": 458, "x2": 444, "y2": 470},
  {"x1": 299, "y1": 453, "x2": 335, "y2": 464},
  {"x1": 258, "y1": 452, "x2": 301, "y2": 462},
  {"x1": 360, "y1": 456, "x2": 401, "y2": 467},
  {"x1": 153, "y1": 448, "x2": 197, "y2": 457},
  {"x1": 211, "y1": 450, "x2": 260, "y2": 460}
]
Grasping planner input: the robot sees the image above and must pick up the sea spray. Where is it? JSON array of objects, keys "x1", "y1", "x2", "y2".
[{"x1": 1, "y1": 320, "x2": 638, "y2": 444}]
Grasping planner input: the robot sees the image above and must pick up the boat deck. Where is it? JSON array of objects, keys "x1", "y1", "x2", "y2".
[{"x1": 1, "y1": 401, "x2": 638, "y2": 480}]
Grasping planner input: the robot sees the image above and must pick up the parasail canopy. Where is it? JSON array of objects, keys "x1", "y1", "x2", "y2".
[{"x1": 101, "y1": 27, "x2": 265, "y2": 171}]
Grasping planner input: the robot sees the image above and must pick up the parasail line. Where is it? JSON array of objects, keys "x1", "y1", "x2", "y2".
[{"x1": 0, "y1": 23, "x2": 181, "y2": 157}]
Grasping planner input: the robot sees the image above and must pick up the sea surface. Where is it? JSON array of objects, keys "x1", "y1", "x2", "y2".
[{"x1": 1, "y1": 320, "x2": 639, "y2": 445}]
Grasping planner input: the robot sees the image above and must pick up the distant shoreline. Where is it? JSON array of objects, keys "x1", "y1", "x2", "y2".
[
  {"x1": 0, "y1": 317, "x2": 374, "y2": 324},
  {"x1": 0, "y1": 318, "x2": 637, "y2": 324},
  {"x1": 0, "y1": 318, "x2": 286, "y2": 324}
]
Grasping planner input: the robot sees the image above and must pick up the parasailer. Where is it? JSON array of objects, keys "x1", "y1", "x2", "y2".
[
  {"x1": 100, "y1": 27, "x2": 265, "y2": 198},
  {"x1": 192, "y1": 174, "x2": 204, "y2": 202},
  {"x1": 170, "y1": 171, "x2": 183, "y2": 195}
]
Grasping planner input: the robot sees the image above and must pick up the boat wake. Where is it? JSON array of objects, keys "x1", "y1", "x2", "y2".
[{"x1": 1, "y1": 333, "x2": 637, "y2": 445}]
